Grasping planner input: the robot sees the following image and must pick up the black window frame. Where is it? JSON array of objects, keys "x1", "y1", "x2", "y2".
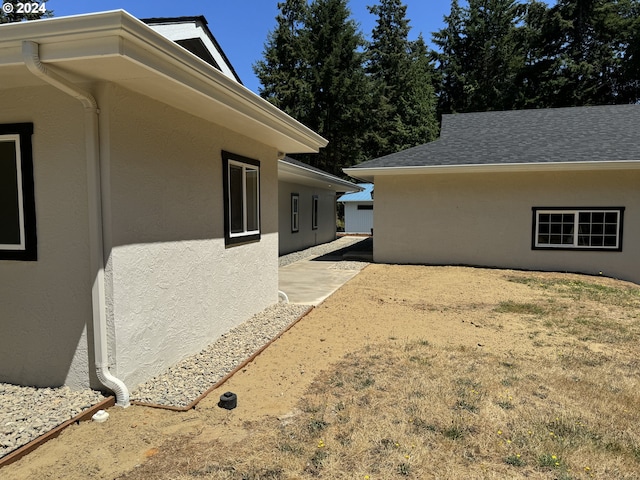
[
  {"x1": 311, "y1": 195, "x2": 319, "y2": 230},
  {"x1": 291, "y1": 193, "x2": 299, "y2": 233},
  {"x1": 0, "y1": 123, "x2": 37, "y2": 261},
  {"x1": 532, "y1": 207, "x2": 624, "y2": 252},
  {"x1": 222, "y1": 151, "x2": 261, "y2": 247}
]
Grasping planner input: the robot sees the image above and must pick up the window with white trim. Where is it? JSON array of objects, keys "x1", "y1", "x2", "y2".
[
  {"x1": 0, "y1": 123, "x2": 36, "y2": 261},
  {"x1": 312, "y1": 195, "x2": 319, "y2": 230},
  {"x1": 291, "y1": 193, "x2": 299, "y2": 233},
  {"x1": 532, "y1": 207, "x2": 624, "y2": 251},
  {"x1": 222, "y1": 151, "x2": 260, "y2": 246}
]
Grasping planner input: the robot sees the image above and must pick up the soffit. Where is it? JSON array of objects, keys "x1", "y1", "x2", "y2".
[
  {"x1": 278, "y1": 161, "x2": 360, "y2": 193},
  {"x1": 0, "y1": 11, "x2": 327, "y2": 154}
]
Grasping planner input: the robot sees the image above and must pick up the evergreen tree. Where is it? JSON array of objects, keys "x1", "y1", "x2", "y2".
[
  {"x1": 255, "y1": 0, "x2": 369, "y2": 175},
  {"x1": 544, "y1": 0, "x2": 619, "y2": 105},
  {"x1": 432, "y1": 0, "x2": 467, "y2": 115},
  {"x1": 462, "y1": 0, "x2": 525, "y2": 112},
  {"x1": 525, "y1": 0, "x2": 640, "y2": 106},
  {"x1": 515, "y1": 0, "x2": 560, "y2": 108},
  {"x1": 302, "y1": 0, "x2": 370, "y2": 173},
  {"x1": 365, "y1": 0, "x2": 438, "y2": 156},
  {"x1": 395, "y1": 35, "x2": 439, "y2": 148},
  {"x1": 434, "y1": 0, "x2": 525, "y2": 114},
  {"x1": 618, "y1": 0, "x2": 640, "y2": 103},
  {"x1": 253, "y1": 0, "x2": 311, "y2": 121}
]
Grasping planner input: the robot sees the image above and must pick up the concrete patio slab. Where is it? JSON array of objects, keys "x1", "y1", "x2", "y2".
[{"x1": 278, "y1": 258, "x2": 364, "y2": 305}]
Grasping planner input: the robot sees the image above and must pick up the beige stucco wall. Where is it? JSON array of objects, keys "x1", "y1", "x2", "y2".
[
  {"x1": 374, "y1": 170, "x2": 640, "y2": 284},
  {"x1": 278, "y1": 180, "x2": 337, "y2": 255},
  {"x1": 0, "y1": 85, "x2": 94, "y2": 389},
  {"x1": 100, "y1": 84, "x2": 280, "y2": 388}
]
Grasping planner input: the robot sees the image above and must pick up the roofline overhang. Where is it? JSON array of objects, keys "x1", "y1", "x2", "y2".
[
  {"x1": 344, "y1": 160, "x2": 640, "y2": 182},
  {"x1": 0, "y1": 10, "x2": 328, "y2": 154},
  {"x1": 279, "y1": 159, "x2": 362, "y2": 192}
]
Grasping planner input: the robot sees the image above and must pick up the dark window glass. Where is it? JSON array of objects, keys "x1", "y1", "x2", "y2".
[
  {"x1": 245, "y1": 169, "x2": 259, "y2": 232},
  {"x1": 229, "y1": 164, "x2": 243, "y2": 234},
  {"x1": 605, "y1": 212, "x2": 617, "y2": 223},
  {"x1": 0, "y1": 140, "x2": 21, "y2": 246}
]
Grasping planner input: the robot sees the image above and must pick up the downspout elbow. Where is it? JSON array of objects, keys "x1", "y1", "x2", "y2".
[
  {"x1": 22, "y1": 41, "x2": 97, "y2": 111},
  {"x1": 22, "y1": 40, "x2": 130, "y2": 407}
]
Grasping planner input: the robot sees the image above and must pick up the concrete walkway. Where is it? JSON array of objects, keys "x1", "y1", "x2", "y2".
[
  {"x1": 278, "y1": 237, "x2": 372, "y2": 305},
  {"x1": 279, "y1": 259, "x2": 365, "y2": 305}
]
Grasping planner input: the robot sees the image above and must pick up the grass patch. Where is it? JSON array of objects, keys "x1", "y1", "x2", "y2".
[
  {"x1": 494, "y1": 301, "x2": 546, "y2": 315},
  {"x1": 507, "y1": 275, "x2": 640, "y2": 307},
  {"x1": 121, "y1": 271, "x2": 640, "y2": 480}
]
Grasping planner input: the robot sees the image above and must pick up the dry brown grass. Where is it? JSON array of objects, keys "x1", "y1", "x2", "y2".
[{"x1": 121, "y1": 273, "x2": 640, "y2": 480}]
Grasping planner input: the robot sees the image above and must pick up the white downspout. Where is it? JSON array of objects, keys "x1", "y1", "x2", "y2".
[{"x1": 22, "y1": 41, "x2": 130, "y2": 407}]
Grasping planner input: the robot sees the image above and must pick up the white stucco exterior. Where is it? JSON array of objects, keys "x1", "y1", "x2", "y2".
[
  {"x1": 372, "y1": 170, "x2": 640, "y2": 284},
  {"x1": 278, "y1": 180, "x2": 338, "y2": 255},
  {"x1": 101, "y1": 84, "x2": 280, "y2": 387},
  {"x1": 0, "y1": 85, "x2": 93, "y2": 388},
  {"x1": 277, "y1": 158, "x2": 360, "y2": 256},
  {"x1": 0, "y1": 11, "x2": 326, "y2": 393}
]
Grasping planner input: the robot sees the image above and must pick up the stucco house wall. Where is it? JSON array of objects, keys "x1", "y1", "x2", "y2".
[
  {"x1": 278, "y1": 180, "x2": 337, "y2": 256},
  {"x1": 100, "y1": 84, "x2": 279, "y2": 387},
  {"x1": 0, "y1": 82, "x2": 282, "y2": 391},
  {"x1": 0, "y1": 10, "x2": 327, "y2": 397},
  {"x1": 0, "y1": 85, "x2": 94, "y2": 389},
  {"x1": 374, "y1": 170, "x2": 640, "y2": 284}
]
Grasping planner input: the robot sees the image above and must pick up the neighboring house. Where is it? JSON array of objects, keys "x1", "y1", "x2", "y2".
[
  {"x1": 0, "y1": 11, "x2": 326, "y2": 405},
  {"x1": 278, "y1": 157, "x2": 361, "y2": 255},
  {"x1": 345, "y1": 105, "x2": 640, "y2": 284},
  {"x1": 338, "y1": 184, "x2": 374, "y2": 235}
]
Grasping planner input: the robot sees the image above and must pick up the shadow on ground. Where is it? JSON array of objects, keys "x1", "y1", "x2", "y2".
[{"x1": 312, "y1": 237, "x2": 373, "y2": 262}]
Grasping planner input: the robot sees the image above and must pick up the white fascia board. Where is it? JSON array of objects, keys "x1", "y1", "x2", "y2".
[
  {"x1": 279, "y1": 160, "x2": 361, "y2": 192},
  {"x1": 344, "y1": 160, "x2": 640, "y2": 181},
  {"x1": 0, "y1": 10, "x2": 328, "y2": 154}
]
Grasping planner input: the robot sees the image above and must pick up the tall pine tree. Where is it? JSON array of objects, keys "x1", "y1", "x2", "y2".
[
  {"x1": 256, "y1": 0, "x2": 370, "y2": 174},
  {"x1": 365, "y1": 0, "x2": 438, "y2": 156},
  {"x1": 432, "y1": 0, "x2": 468, "y2": 115},
  {"x1": 303, "y1": 0, "x2": 370, "y2": 173},
  {"x1": 434, "y1": 0, "x2": 525, "y2": 114},
  {"x1": 254, "y1": 0, "x2": 311, "y2": 121}
]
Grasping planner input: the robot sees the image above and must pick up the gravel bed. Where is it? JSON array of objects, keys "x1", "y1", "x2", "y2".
[
  {"x1": 0, "y1": 385, "x2": 105, "y2": 459},
  {"x1": 0, "y1": 236, "x2": 369, "y2": 460},
  {"x1": 131, "y1": 303, "x2": 310, "y2": 407},
  {"x1": 278, "y1": 236, "x2": 368, "y2": 267}
]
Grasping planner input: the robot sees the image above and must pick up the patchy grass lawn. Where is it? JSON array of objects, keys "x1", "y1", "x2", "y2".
[{"x1": 121, "y1": 271, "x2": 640, "y2": 479}]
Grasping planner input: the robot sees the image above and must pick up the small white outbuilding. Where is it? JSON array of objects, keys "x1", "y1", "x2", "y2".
[{"x1": 338, "y1": 184, "x2": 374, "y2": 235}]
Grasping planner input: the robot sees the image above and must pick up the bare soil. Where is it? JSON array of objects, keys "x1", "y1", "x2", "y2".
[{"x1": 2, "y1": 264, "x2": 636, "y2": 479}]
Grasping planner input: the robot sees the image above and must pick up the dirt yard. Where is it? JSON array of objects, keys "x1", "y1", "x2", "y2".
[{"x1": 2, "y1": 264, "x2": 637, "y2": 479}]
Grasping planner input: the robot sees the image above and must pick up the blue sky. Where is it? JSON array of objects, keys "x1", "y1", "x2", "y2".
[{"x1": 46, "y1": 0, "x2": 453, "y2": 93}]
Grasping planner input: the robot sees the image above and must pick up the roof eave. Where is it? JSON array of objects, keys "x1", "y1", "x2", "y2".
[
  {"x1": 0, "y1": 10, "x2": 328, "y2": 154},
  {"x1": 344, "y1": 160, "x2": 640, "y2": 182},
  {"x1": 279, "y1": 160, "x2": 361, "y2": 192}
]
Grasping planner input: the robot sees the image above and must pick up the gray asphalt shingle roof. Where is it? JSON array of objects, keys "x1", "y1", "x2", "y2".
[{"x1": 351, "y1": 105, "x2": 640, "y2": 169}]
